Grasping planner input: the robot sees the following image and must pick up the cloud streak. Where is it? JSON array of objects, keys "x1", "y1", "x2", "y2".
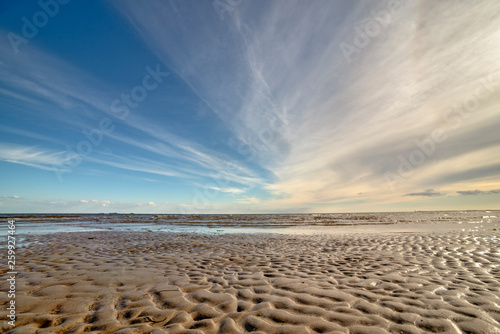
[
  {"x1": 0, "y1": 143, "x2": 68, "y2": 171},
  {"x1": 115, "y1": 0, "x2": 500, "y2": 210},
  {"x1": 457, "y1": 189, "x2": 500, "y2": 196},
  {"x1": 404, "y1": 189, "x2": 445, "y2": 197},
  {"x1": 2, "y1": 1, "x2": 500, "y2": 212},
  {"x1": 0, "y1": 32, "x2": 265, "y2": 189}
]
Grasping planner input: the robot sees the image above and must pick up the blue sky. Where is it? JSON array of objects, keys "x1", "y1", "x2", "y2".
[{"x1": 1, "y1": 0, "x2": 499, "y2": 213}]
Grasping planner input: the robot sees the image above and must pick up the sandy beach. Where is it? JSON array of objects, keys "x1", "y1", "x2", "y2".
[{"x1": 2, "y1": 227, "x2": 500, "y2": 333}]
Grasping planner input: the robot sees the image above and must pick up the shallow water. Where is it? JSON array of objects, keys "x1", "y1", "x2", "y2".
[{"x1": 1, "y1": 211, "x2": 499, "y2": 242}]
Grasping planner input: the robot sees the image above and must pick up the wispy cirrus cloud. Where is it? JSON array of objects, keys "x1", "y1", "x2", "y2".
[
  {"x1": 114, "y1": 0, "x2": 500, "y2": 211},
  {"x1": 0, "y1": 35, "x2": 111, "y2": 125},
  {"x1": 107, "y1": 121, "x2": 263, "y2": 187},
  {"x1": 0, "y1": 33, "x2": 265, "y2": 189},
  {"x1": 2, "y1": 1, "x2": 500, "y2": 213},
  {"x1": 0, "y1": 124, "x2": 65, "y2": 145},
  {"x1": 0, "y1": 143, "x2": 68, "y2": 171}
]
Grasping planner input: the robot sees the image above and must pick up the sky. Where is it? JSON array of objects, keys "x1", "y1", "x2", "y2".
[{"x1": 0, "y1": 0, "x2": 499, "y2": 214}]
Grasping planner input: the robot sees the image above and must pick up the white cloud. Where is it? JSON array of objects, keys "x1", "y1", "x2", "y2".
[
  {"x1": 206, "y1": 186, "x2": 245, "y2": 194},
  {"x1": 0, "y1": 143, "x2": 68, "y2": 171},
  {"x1": 3, "y1": 2, "x2": 500, "y2": 212},
  {"x1": 105, "y1": 0, "x2": 496, "y2": 211},
  {"x1": 0, "y1": 33, "x2": 264, "y2": 188}
]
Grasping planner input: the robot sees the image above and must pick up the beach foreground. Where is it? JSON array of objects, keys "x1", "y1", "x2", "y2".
[{"x1": 2, "y1": 230, "x2": 500, "y2": 333}]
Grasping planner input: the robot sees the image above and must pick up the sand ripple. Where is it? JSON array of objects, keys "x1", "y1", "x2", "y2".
[{"x1": 1, "y1": 231, "x2": 500, "y2": 333}]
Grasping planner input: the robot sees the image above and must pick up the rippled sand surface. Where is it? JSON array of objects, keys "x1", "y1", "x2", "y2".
[{"x1": 2, "y1": 230, "x2": 500, "y2": 333}]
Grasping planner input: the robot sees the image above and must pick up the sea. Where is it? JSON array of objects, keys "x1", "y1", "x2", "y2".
[{"x1": 2, "y1": 211, "x2": 499, "y2": 245}]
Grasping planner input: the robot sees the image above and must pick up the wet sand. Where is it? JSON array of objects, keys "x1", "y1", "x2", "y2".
[{"x1": 2, "y1": 228, "x2": 500, "y2": 333}]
